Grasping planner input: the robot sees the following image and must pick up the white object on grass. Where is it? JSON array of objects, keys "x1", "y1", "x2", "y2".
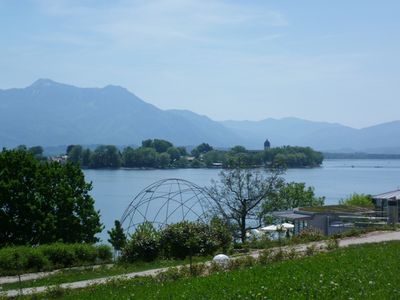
[{"x1": 213, "y1": 254, "x2": 230, "y2": 268}]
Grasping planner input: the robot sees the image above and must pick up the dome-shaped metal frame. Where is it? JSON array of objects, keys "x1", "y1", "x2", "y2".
[{"x1": 120, "y1": 178, "x2": 212, "y2": 234}]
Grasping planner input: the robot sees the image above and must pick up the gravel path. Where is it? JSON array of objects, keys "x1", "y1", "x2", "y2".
[{"x1": 2, "y1": 230, "x2": 400, "y2": 298}]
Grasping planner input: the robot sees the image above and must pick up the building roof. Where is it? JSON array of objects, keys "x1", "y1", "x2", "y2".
[
  {"x1": 272, "y1": 210, "x2": 311, "y2": 220},
  {"x1": 299, "y1": 205, "x2": 374, "y2": 214},
  {"x1": 373, "y1": 189, "x2": 400, "y2": 200}
]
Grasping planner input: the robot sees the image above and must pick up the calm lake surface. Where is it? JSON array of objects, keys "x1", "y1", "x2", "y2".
[{"x1": 84, "y1": 159, "x2": 400, "y2": 242}]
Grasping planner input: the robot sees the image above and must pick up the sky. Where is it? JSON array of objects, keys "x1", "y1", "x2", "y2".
[{"x1": 0, "y1": 0, "x2": 399, "y2": 128}]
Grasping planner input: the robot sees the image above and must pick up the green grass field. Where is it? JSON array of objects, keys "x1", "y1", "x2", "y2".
[
  {"x1": 16, "y1": 241, "x2": 400, "y2": 299},
  {"x1": 0, "y1": 257, "x2": 210, "y2": 292}
]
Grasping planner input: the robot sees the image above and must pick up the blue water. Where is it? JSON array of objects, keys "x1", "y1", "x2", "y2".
[{"x1": 84, "y1": 159, "x2": 400, "y2": 242}]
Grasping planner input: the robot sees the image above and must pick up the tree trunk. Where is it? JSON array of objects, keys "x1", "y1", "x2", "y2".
[{"x1": 240, "y1": 215, "x2": 247, "y2": 243}]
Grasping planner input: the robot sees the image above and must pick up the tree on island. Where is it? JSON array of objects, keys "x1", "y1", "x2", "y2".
[
  {"x1": 0, "y1": 148, "x2": 102, "y2": 246},
  {"x1": 191, "y1": 143, "x2": 213, "y2": 158}
]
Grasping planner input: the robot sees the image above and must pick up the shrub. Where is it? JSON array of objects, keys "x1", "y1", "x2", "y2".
[
  {"x1": 160, "y1": 221, "x2": 218, "y2": 260},
  {"x1": 0, "y1": 247, "x2": 29, "y2": 274},
  {"x1": 122, "y1": 222, "x2": 161, "y2": 262},
  {"x1": 209, "y1": 217, "x2": 232, "y2": 252},
  {"x1": 305, "y1": 244, "x2": 317, "y2": 256},
  {"x1": 326, "y1": 238, "x2": 339, "y2": 250},
  {"x1": 40, "y1": 243, "x2": 77, "y2": 268},
  {"x1": 74, "y1": 244, "x2": 97, "y2": 264},
  {"x1": 339, "y1": 193, "x2": 373, "y2": 207},
  {"x1": 286, "y1": 247, "x2": 298, "y2": 259},
  {"x1": 25, "y1": 248, "x2": 50, "y2": 271},
  {"x1": 258, "y1": 249, "x2": 273, "y2": 265},
  {"x1": 0, "y1": 243, "x2": 111, "y2": 275},
  {"x1": 155, "y1": 267, "x2": 185, "y2": 283},
  {"x1": 270, "y1": 249, "x2": 286, "y2": 262},
  {"x1": 296, "y1": 228, "x2": 324, "y2": 242},
  {"x1": 188, "y1": 263, "x2": 207, "y2": 276},
  {"x1": 96, "y1": 245, "x2": 113, "y2": 263}
]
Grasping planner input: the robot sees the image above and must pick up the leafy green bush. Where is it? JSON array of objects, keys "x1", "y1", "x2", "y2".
[
  {"x1": 74, "y1": 244, "x2": 98, "y2": 264},
  {"x1": 325, "y1": 238, "x2": 339, "y2": 250},
  {"x1": 294, "y1": 227, "x2": 324, "y2": 242},
  {"x1": 41, "y1": 243, "x2": 77, "y2": 268},
  {"x1": 0, "y1": 247, "x2": 29, "y2": 273},
  {"x1": 96, "y1": 245, "x2": 113, "y2": 262},
  {"x1": 0, "y1": 243, "x2": 112, "y2": 275},
  {"x1": 25, "y1": 248, "x2": 50, "y2": 271},
  {"x1": 209, "y1": 217, "x2": 232, "y2": 252},
  {"x1": 160, "y1": 221, "x2": 218, "y2": 260},
  {"x1": 339, "y1": 193, "x2": 374, "y2": 207},
  {"x1": 122, "y1": 222, "x2": 161, "y2": 262}
]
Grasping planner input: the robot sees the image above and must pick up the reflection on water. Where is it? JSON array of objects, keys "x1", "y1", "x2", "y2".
[{"x1": 84, "y1": 159, "x2": 400, "y2": 242}]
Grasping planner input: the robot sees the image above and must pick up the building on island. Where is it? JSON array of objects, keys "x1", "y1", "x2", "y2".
[{"x1": 264, "y1": 139, "x2": 271, "y2": 150}]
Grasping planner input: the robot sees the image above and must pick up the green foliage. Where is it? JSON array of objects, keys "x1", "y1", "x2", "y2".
[
  {"x1": 153, "y1": 139, "x2": 173, "y2": 153},
  {"x1": 294, "y1": 228, "x2": 324, "y2": 242},
  {"x1": 90, "y1": 145, "x2": 122, "y2": 168},
  {"x1": 28, "y1": 145, "x2": 45, "y2": 160},
  {"x1": 122, "y1": 222, "x2": 161, "y2": 262},
  {"x1": 0, "y1": 149, "x2": 102, "y2": 246},
  {"x1": 67, "y1": 145, "x2": 83, "y2": 165},
  {"x1": 263, "y1": 146, "x2": 323, "y2": 168},
  {"x1": 339, "y1": 193, "x2": 374, "y2": 207},
  {"x1": 191, "y1": 143, "x2": 213, "y2": 158},
  {"x1": 107, "y1": 220, "x2": 127, "y2": 252},
  {"x1": 160, "y1": 221, "x2": 218, "y2": 260},
  {"x1": 190, "y1": 158, "x2": 204, "y2": 168},
  {"x1": 209, "y1": 217, "x2": 232, "y2": 252},
  {"x1": 207, "y1": 168, "x2": 284, "y2": 242},
  {"x1": 66, "y1": 142, "x2": 323, "y2": 170},
  {"x1": 0, "y1": 244, "x2": 112, "y2": 275},
  {"x1": 262, "y1": 182, "x2": 324, "y2": 220},
  {"x1": 325, "y1": 238, "x2": 339, "y2": 250},
  {"x1": 97, "y1": 245, "x2": 113, "y2": 262},
  {"x1": 158, "y1": 152, "x2": 171, "y2": 168},
  {"x1": 166, "y1": 147, "x2": 181, "y2": 161},
  {"x1": 230, "y1": 145, "x2": 247, "y2": 153}
]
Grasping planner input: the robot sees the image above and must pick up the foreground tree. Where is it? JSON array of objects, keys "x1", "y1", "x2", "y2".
[
  {"x1": 108, "y1": 220, "x2": 127, "y2": 258},
  {"x1": 261, "y1": 182, "x2": 325, "y2": 218},
  {"x1": 207, "y1": 168, "x2": 284, "y2": 243},
  {"x1": 0, "y1": 149, "x2": 102, "y2": 246}
]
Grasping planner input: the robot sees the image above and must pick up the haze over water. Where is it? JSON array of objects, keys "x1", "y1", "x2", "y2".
[{"x1": 84, "y1": 159, "x2": 400, "y2": 242}]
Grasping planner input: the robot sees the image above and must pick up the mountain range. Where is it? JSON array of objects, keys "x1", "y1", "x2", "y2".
[{"x1": 1, "y1": 79, "x2": 399, "y2": 154}]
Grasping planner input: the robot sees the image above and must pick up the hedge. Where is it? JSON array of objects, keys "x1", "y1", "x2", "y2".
[{"x1": 0, "y1": 243, "x2": 112, "y2": 276}]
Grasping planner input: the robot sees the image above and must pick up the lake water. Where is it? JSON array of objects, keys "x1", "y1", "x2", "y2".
[{"x1": 84, "y1": 159, "x2": 400, "y2": 242}]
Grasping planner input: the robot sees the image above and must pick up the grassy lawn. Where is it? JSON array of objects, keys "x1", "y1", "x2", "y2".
[
  {"x1": 19, "y1": 241, "x2": 400, "y2": 299},
  {"x1": 0, "y1": 257, "x2": 210, "y2": 292}
]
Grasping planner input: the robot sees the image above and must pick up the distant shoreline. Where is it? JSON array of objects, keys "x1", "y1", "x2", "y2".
[{"x1": 323, "y1": 153, "x2": 400, "y2": 159}]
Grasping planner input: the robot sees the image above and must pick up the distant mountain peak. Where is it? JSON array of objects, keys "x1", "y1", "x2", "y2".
[{"x1": 30, "y1": 78, "x2": 58, "y2": 88}]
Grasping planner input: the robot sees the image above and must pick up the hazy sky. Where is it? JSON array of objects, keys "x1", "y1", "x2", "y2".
[{"x1": 1, "y1": 0, "x2": 399, "y2": 128}]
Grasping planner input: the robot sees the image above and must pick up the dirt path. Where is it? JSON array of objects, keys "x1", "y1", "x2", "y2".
[{"x1": 3, "y1": 230, "x2": 400, "y2": 298}]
